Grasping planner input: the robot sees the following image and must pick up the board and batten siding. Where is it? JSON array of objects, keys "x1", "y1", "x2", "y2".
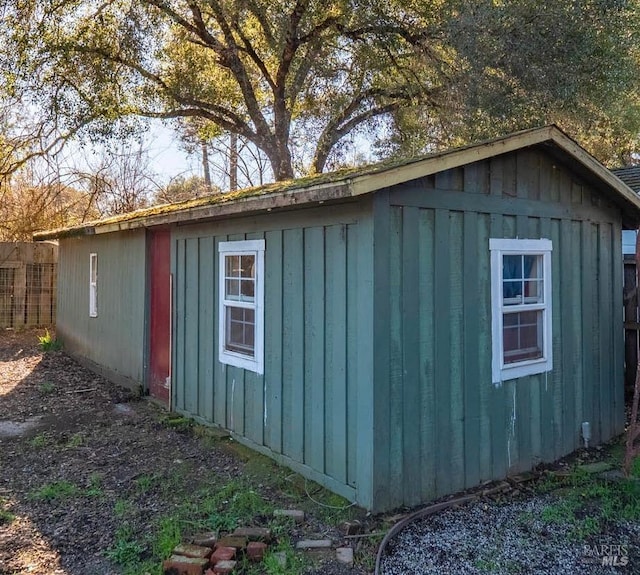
[
  {"x1": 56, "y1": 230, "x2": 147, "y2": 388},
  {"x1": 372, "y1": 148, "x2": 625, "y2": 511},
  {"x1": 171, "y1": 203, "x2": 375, "y2": 507}
]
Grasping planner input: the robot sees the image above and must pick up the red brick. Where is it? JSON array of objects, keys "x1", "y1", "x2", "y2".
[
  {"x1": 173, "y1": 543, "x2": 212, "y2": 559},
  {"x1": 232, "y1": 527, "x2": 272, "y2": 541},
  {"x1": 246, "y1": 541, "x2": 268, "y2": 562},
  {"x1": 212, "y1": 560, "x2": 237, "y2": 574},
  {"x1": 162, "y1": 554, "x2": 208, "y2": 575},
  {"x1": 192, "y1": 532, "x2": 217, "y2": 548},
  {"x1": 215, "y1": 536, "x2": 247, "y2": 550},
  {"x1": 210, "y1": 546, "x2": 236, "y2": 563}
]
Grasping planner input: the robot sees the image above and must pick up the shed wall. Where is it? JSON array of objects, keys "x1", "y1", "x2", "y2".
[
  {"x1": 56, "y1": 230, "x2": 147, "y2": 388},
  {"x1": 372, "y1": 149, "x2": 625, "y2": 511},
  {"x1": 171, "y1": 203, "x2": 375, "y2": 507}
]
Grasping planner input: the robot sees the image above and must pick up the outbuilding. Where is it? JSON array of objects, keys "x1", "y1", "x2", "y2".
[{"x1": 36, "y1": 126, "x2": 640, "y2": 512}]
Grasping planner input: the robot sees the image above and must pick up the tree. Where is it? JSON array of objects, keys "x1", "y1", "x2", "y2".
[
  {"x1": 1, "y1": 0, "x2": 453, "y2": 181},
  {"x1": 2, "y1": 0, "x2": 639, "y2": 185},
  {"x1": 381, "y1": 0, "x2": 640, "y2": 166}
]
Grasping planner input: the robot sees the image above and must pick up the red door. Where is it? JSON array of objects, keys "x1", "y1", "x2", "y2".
[{"x1": 148, "y1": 229, "x2": 171, "y2": 404}]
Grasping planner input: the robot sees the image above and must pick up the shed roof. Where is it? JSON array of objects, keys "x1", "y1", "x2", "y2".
[
  {"x1": 612, "y1": 166, "x2": 640, "y2": 195},
  {"x1": 34, "y1": 125, "x2": 640, "y2": 240}
]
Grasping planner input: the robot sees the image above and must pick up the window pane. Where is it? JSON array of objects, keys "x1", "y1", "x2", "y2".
[
  {"x1": 503, "y1": 254, "x2": 543, "y2": 305},
  {"x1": 226, "y1": 306, "x2": 255, "y2": 356},
  {"x1": 226, "y1": 255, "x2": 240, "y2": 278},
  {"x1": 240, "y1": 255, "x2": 255, "y2": 278},
  {"x1": 226, "y1": 279, "x2": 240, "y2": 299},
  {"x1": 240, "y1": 279, "x2": 255, "y2": 300},
  {"x1": 503, "y1": 310, "x2": 543, "y2": 364}
]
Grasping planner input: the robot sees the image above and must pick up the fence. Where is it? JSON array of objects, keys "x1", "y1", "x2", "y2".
[
  {"x1": 625, "y1": 255, "x2": 639, "y2": 396},
  {"x1": 0, "y1": 242, "x2": 58, "y2": 329}
]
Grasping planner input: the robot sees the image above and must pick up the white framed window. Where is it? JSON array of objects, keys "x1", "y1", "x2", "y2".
[
  {"x1": 490, "y1": 238, "x2": 552, "y2": 384},
  {"x1": 218, "y1": 239, "x2": 265, "y2": 373},
  {"x1": 89, "y1": 252, "x2": 98, "y2": 317}
]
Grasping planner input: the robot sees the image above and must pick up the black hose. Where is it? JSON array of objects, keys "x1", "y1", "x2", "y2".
[{"x1": 374, "y1": 494, "x2": 477, "y2": 575}]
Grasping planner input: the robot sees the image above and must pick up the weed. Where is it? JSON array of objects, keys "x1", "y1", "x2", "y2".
[
  {"x1": 114, "y1": 499, "x2": 134, "y2": 518},
  {"x1": 38, "y1": 381, "x2": 55, "y2": 394},
  {"x1": 260, "y1": 541, "x2": 308, "y2": 575},
  {"x1": 29, "y1": 432, "x2": 50, "y2": 448},
  {"x1": 38, "y1": 330, "x2": 62, "y2": 352},
  {"x1": 135, "y1": 474, "x2": 157, "y2": 493},
  {"x1": 30, "y1": 480, "x2": 79, "y2": 501},
  {"x1": 105, "y1": 524, "x2": 144, "y2": 568},
  {"x1": 631, "y1": 456, "x2": 640, "y2": 478},
  {"x1": 86, "y1": 473, "x2": 104, "y2": 497},
  {"x1": 0, "y1": 498, "x2": 15, "y2": 525},
  {"x1": 0, "y1": 508, "x2": 15, "y2": 525},
  {"x1": 163, "y1": 414, "x2": 192, "y2": 431},
  {"x1": 65, "y1": 433, "x2": 84, "y2": 448},
  {"x1": 152, "y1": 515, "x2": 182, "y2": 560}
]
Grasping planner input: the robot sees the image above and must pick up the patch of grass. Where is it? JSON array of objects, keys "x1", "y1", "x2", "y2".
[
  {"x1": 38, "y1": 329, "x2": 62, "y2": 352},
  {"x1": 114, "y1": 498, "x2": 135, "y2": 518},
  {"x1": 162, "y1": 414, "x2": 193, "y2": 432},
  {"x1": 259, "y1": 541, "x2": 309, "y2": 575},
  {"x1": 105, "y1": 524, "x2": 145, "y2": 569},
  {"x1": 0, "y1": 497, "x2": 15, "y2": 525},
  {"x1": 65, "y1": 433, "x2": 84, "y2": 448},
  {"x1": 38, "y1": 381, "x2": 56, "y2": 394},
  {"x1": 30, "y1": 480, "x2": 79, "y2": 501},
  {"x1": 86, "y1": 473, "x2": 104, "y2": 497},
  {"x1": 534, "y1": 461, "x2": 640, "y2": 540},
  {"x1": 152, "y1": 515, "x2": 182, "y2": 560},
  {"x1": 29, "y1": 432, "x2": 50, "y2": 448},
  {"x1": 134, "y1": 474, "x2": 157, "y2": 493},
  {"x1": 631, "y1": 455, "x2": 640, "y2": 478}
]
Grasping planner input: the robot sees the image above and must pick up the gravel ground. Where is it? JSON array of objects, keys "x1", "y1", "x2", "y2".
[{"x1": 379, "y1": 495, "x2": 640, "y2": 575}]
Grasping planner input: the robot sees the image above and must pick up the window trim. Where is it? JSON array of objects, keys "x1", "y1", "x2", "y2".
[
  {"x1": 490, "y1": 238, "x2": 553, "y2": 384},
  {"x1": 89, "y1": 252, "x2": 98, "y2": 317},
  {"x1": 218, "y1": 239, "x2": 265, "y2": 374}
]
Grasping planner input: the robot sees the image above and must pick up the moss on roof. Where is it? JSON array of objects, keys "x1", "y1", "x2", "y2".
[{"x1": 34, "y1": 151, "x2": 432, "y2": 239}]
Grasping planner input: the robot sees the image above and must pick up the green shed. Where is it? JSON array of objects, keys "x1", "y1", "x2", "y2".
[{"x1": 36, "y1": 126, "x2": 640, "y2": 512}]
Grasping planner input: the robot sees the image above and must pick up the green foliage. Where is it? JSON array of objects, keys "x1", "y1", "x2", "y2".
[
  {"x1": 65, "y1": 433, "x2": 84, "y2": 448},
  {"x1": 532, "y1": 465, "x2": 640, "y2": 540},
  {"x1": 38, "y1": 330, "x2": 62, "y2": 352},
  {"x1": 30, "y1": 480, "x2": 79, "y2": 501},
  {"x1": 38, "y1": 381, "x2": 56, "y2": 394},
  {"x1": 134, "y1": 474, "x2": 157, "y2": 493},
  {"x1": 0, "y1": 497, "x2": 15, "y2": 525},
  {"x1": 86, "y1": 473, "x2": 104, "y2": 497},
  {"x1": 114, "y1": 499, "x2": 134, "y2": 518},
  {"x1": 29, "y1": 432, "x2": 50, "y2": 448},
  {"x1": 105, "y1": 524, "x2": 145, "y2": 568},
  {"x1": 152, "y1": 516, "x2": 182, "y2": 560}
]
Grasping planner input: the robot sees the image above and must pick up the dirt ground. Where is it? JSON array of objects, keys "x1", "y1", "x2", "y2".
[{"x1": 0, "y1": 330, "x2": 370, "y2": 575}]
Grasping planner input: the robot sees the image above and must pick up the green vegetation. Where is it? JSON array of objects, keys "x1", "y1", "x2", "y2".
[
  {"x1": 0, "y1": 497, "x2": 15, "y2": 525},
  {"x1": 30, "y1": 480, "x2": 80, "y2": 501},
  {"x1": 104, "y1": 524, "x2": 145, "y2": 570},
  {"x1": 29, "y1": 432, "x2": 50, "y2": 448},
  {"x1": 65, "y1": 432, "x2": 84, "y2": 448},
  {"x1": 37, "y1": 330, "x2": 62, "y2": 352},
  {"x1": 38, "y1": 381, "x2": 55, "y2": 394},
  {"x1": 532, "y1": 462, "x2": 640, "y2": 541}
]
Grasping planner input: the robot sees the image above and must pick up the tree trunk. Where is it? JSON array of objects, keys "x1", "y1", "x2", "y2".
[
  {"x1": 229, "y1": 132, "x2": 238, "y2": 192},
  {"x1": 201, "y1": 140, "x2": 211, "y2": 195}
]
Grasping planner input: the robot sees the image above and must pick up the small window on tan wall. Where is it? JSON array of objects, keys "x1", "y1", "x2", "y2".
[{"x1": 89, "y1": 253, "x2": 98, "y2": 317}]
